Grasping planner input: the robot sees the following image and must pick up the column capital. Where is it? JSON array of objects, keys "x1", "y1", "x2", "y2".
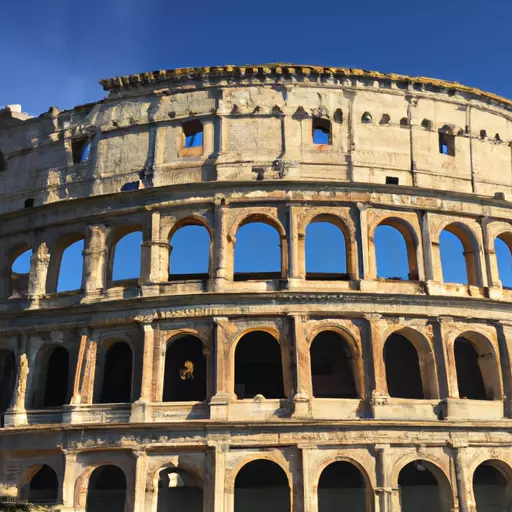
[{"x1": 135, "y1": 315, "x2": 154, "y2": 327}]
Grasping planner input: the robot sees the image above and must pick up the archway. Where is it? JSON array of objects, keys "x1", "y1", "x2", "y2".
[
  {"x1": 169, "y1": 224, "x2": 211, "y2": 279},
  {"x1": 440, "y1": 223, "x2": 480, "y2": 286},
  {"x1": 305, "y1": 220, "x2": 347, "y2": 279},
  {"x1": 495, "y1": 236, "x2": 512, "y2": 289},
  {"x1": 234, "y1": 332, "x2": 284, "y2": 399},
  {"x1": 99, "y1": 343, "x2": 132, "y2": 404},
  {"x1": 163, "y1": 336, "x2": 206, "y2": 402},
  {"x1": 398, "y1": 461, "x2": 445, "y2": 511},
  {"x1": 473, "y1": 461, "x2": 511, "y2": 511},
  {"x1": 26, "y1": 465, "x2": 58, "y2": 505},
  {"x1": 384, "y1": 333, "x2": 424, "y2": 399},
  {"x1": 0, "y1": 349, "x2": 16, "y2": 427},
  {"x1": 156, "y1": 468, "x2": 203, "y2": 512},
  {"x1": 454, "y1": 338, "x2": 488, "y2": 400},
  {"x1": 86, "y1": 465, "x2": 126, "y2": 512},
  {"x1": 234, "y1": 459, "x2": 290, "y2": 512},
  {"x1": 310, "y1": 331, "x2": 358, "y2": 398},
  {"x1": 374, "y1": 221, "x2": 417, "y2": 280},
  {"x1": 10, "y1": 247, "x2": 32, "y2": 297},
  {"x1": 56, "y1": 237, "x2": 85, "y2": 292},
  {"x1": 43, "y1": 346, "x2": 69, "y2": 407},
  {"x1": 234, "y1": 221, "x2": 283, "y2": 280},
  {"x1": 110, "y1": 231, "x2": 143, "y2": 283},
  {"x1": 318, "y1": 461, "x2": 366, "y2": 511}
]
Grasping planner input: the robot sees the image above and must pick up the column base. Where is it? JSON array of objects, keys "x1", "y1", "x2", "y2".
[
  {"x1": 130, "y1": 400, "x2": 150, "y2": 423},
  {"x1": 292, "y1": 393, "x2": 311, "y2": 418},
  {"x1": 209, "y1": 393, "x2": 234, "y2": 420},
  {"x1": 4, "y1": 409, "x2": 27, "y2": 427}
]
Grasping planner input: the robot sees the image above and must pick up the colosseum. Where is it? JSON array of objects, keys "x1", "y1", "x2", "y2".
[{"x1": 0, "y1": 63, "x2": 512, "y2": 511}]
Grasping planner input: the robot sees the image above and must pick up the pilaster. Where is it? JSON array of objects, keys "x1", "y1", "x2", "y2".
[
  {"x1": 6, "y1": 333, "x2": 29, "y2": 426},
  {"x1": 289, "y1": 314, "x2": 312, "y2": 418},
  {"x1": 131, "y1": 318, "x2": 155, "y2": 422},
  {"x1": 82, "y1": 224, "x2": 108, "y2": 301},
  {"x1": 60, "y1": 449, "x2": 79, "y2": 511},
  {"x1": 212, "y1": 197, "x2": 230, "y2": 291},
  {"x1": 140, "y1": 211, "x2": 169, "y2": 290},
  {"x1": 133, "y1": 449, "x2": 149, "y2": 512}
]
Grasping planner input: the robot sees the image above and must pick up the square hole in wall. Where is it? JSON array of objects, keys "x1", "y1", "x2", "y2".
[
  {"x1": 71, "y1": 137, "x2": 91, "y2": 164},
  {"x1": 386, "y1": 176, "x2": 399, "y2": 185},
  {"x1": 312, "y1": 118, "x2": 331, "y2": 145}
]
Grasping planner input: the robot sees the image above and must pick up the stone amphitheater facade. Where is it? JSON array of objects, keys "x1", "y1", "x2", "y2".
[{"x1": 1, "y1": 64, "x2": 512, "y2": 511}]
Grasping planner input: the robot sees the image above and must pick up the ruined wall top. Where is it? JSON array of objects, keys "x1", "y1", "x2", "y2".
[{"x1": 1, "y1": 63, "x2": 512, "y2": 216}]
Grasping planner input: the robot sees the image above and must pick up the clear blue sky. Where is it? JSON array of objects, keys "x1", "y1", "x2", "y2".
[
  {"x1": 1, "y1": 0, "x2": 511, "y2": 116},
  {"x1": 6, "y1": 0, "x2": 512, "y2": 290}
]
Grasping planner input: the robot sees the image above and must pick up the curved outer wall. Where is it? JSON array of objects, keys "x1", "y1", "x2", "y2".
[{"x1": 0, "y1": 64, "x2": 512, "y2": 511}]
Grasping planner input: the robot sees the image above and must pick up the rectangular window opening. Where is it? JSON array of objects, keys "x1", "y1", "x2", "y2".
[
  {"x1": 312, "y1": 118, "x2": 332, "y2": 145},
  {"x1": 386, "y1": 176, "x2": 399, "y2": 185},
  {"x1": 439, "y1": 132, "x2": 455, "y2": 156},
  {"x1": 71, "y1": 138, "x2": 91, "y2": 164},
  {"x1": 183, "y1": 120, "x2": 204, "y2": 148}
]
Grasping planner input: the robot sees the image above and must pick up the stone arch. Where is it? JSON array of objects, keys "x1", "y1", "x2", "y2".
[
  {"x1": 471, "y1": 459, "x2": 512, "y2": 511},
  {"x1": 162, "y1": 334, "x2": 207, "y2": 402},
  {"x1": 19, "y1": 463, "x2": 59, "y2": 505},
  {"x1": 382, "y1": 327, "x2": 438, "y2": 399},
  {"x1": 0, "y1": 348, "x2": 16, "y2": 426},
  {"x1": 232, "y1": 329, "x2": 284, "y2": 399},
  {"x1": 96, "y1": 340, "x2": 133, "y2": 404},
  {"x1": 8, "y1": 243, "x2": 32, "y2": 298},
  {"x1": 85, "y1": 464, "x2": 127, "y2": 512},
  {"x1": 46, "y1": 232, "x2": 85, "y2": 293},
  {"x1": 452, "y1": 331, "x2": 502, "y2": 400},
  {"x1": 309, "y1": 329, "x2": 360, "y2": 399},
  {"x1": 493, "y1": 230, "x2": 512, "y2": 288},
  {"x1": 30, "y1": 344, "x2": 70, "y2": 409},
  {"x1": 233, "y1": 458, "x2": 291, "y2": 512},
  {"x1": 153, "y1": 465, "x2": 203, "y2": 512},
  {"x1": 304, "y1": 214, "x2": 354, "y2": 279},
  {"x1": 370, "y1": 216, "x2": 420, "y2": 281},
  {"x1": 231, "y1": 212, "x2": 288, "y2": 280},
  {"x1": 106, "y1": 225, "x2": 144, "y2": 287},
  {"x1": 438, "y1": 221, "x2": 483, "y2": 286},
  {"x1": 168, "y1": 215, "x2": 213, "y2": 279},
  {"x1": 315, "y1": 458, "x2": 370, "y2": 512},
  {"x1": 392, "y1": 456, "x2": 454, "y2": 512}
]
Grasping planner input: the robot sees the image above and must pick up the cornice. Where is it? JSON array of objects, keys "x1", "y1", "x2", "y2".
[{"x1": 99, "y1": 63, "x2": 512, "y2": 110}]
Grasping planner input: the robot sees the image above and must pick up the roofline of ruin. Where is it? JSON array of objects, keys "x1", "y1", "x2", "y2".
[{"x1": 99, "y1": 62, "x2": 512, "y2": 108}]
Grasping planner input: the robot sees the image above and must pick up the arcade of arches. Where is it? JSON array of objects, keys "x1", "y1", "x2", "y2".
[{"x1": 13, "y1": 455, "x2": 512, "y2": 511}]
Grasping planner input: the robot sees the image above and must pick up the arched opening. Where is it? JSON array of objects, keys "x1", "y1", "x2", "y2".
[
  {"x1": 110, "y1": 231, "x2": 142, "y2": 284},
  {"x1": 234, "y1": 332, "x2": 284, "y2": 399},
  {"x1": 440, "y1": 224, "x2": 480, "y2": 286},
  {"x1": 374, "y1": 222, "x2": 417, "y2": 280},
  {"x1": 86, "y1": 465, "x2": 126, "y2": 512},
  {"x1": 0, "y1": 350, "x2": 16, "y2": 427},
  {"x1": 495, "y1": 235, "x2": 512, "y2": 289},
  {"x1": 384, "y1": 333, "x2": 424, "y2": 399},
  {"x1": 163, "y1": 335, "x2": 206, "y2": 402},
  {"x1": 234, "y1": 460, "x2": 290, "y2": 512},
  {"x1": 305, "y1": 220, "x2": 348, "y2": 279},
  {"x1": 10, "y1": 247, "x2": 32, "y2": 297},
  {"x1": 454, "y1": 338, "x2": 488, "y2": 400},
  {"x1": 56, "y1": 238, "x2": 85, "y2": 292},
  {"x1": 398, "y1": 461, "x2": 444, "y2": 511},
  {"x1": 26, "y1": 465, "x2": 58, "y2": 506},
  {"x1": 156, "y1": 468, "x2": 203, "y2": 512},
  {"x1": 43, "y1": 346, "x2": 69, "y2": 408},
  {"x1": 310, "y1": 331, "x2": 358, "y2": 398},
  {"x1": 318, "y1": 461, "x2": 366, "y2": 512},
  {"x1": 234, "y1": 221, "x2": 282, "y2": 280},
  {"x1": 169, "y1": 224, "x2": 211, "y2": 280},
  {"x1": 99, "y1": 343, "x2": 132, "y2": 404},
  {"x1": 473, "y1": 461, "x2": 510, "y2": 511}
]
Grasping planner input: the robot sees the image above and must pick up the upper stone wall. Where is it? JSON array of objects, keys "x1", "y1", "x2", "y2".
[{"x1": 0, "y1": 64, "x2": 511, "y2": 215}]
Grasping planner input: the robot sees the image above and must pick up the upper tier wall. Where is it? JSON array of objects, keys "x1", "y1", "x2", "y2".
[{"x1": 1, "y1": 67, "x2": 512, "y2": 215}]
